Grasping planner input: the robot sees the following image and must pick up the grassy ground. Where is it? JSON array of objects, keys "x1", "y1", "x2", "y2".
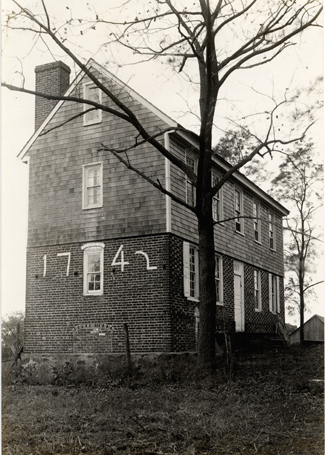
[{"x1": 2, "y1": 344, "x2": 324, "y2": 455}]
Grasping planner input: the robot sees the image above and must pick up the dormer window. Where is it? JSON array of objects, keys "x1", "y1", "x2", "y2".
[{"x1": 83, "y1": 82, "x2": 102, "y2": 125}]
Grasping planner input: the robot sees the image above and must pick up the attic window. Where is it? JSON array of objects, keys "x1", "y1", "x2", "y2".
[{"x1": 83, "y1": 82, "x2": 102, "y2": 125}]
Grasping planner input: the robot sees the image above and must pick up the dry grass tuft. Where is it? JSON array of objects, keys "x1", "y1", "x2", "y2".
[{"x1": 2, "y1": 344, "x2": 324, "y2": 454}]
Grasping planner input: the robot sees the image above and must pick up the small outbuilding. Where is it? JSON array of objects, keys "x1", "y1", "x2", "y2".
[{"x1": 289, "y1": 314, "x2": 324, "y2": 344}]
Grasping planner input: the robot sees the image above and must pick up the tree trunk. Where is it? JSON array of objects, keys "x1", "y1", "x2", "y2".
[
  {"x1": 197, "y1": 211, "x2": 216, "y2": 371},
  {"x1": 299, "y1": 258, "x2": 305, "y2": 344}
]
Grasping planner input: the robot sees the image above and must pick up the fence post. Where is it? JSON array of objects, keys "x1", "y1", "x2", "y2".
[{"x1": 123, "y1": 323, "x2": 132, "y2": 374}]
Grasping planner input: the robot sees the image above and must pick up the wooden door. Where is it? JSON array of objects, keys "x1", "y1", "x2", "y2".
[{"x1": 234, "y1": 261, "x2": 245, "y2": 332}]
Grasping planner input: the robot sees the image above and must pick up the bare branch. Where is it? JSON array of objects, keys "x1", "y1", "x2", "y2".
[
  {"x1": 98, "y1": 143, "x2": 197, "y2": 214},
  {"x1": 303, "y1": 280, "x2": 324, "y2": 292}
]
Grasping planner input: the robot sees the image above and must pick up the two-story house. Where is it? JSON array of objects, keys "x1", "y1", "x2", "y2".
[{"x1": 19, "y1": 59, "x2": 289, "y2": 356}]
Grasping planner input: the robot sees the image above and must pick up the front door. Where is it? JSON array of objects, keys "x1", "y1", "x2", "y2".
[{"x1": 234, "y1": 261, "x2": 244, "y2": 332}]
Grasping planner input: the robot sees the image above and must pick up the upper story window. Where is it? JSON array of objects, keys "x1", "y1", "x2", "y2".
[
  {"x1": 234, "y1": 188, "x2": 244, "y2": 233},
  {"x1": 81, "y1": 243, "x2": 105, "y2": 296},
  {"x1": 269, "y1": 211, "x2": 276, "y2": 250},
  {"x1": 269, "y1": 274, "x2": 280, "y2": 313},
  {"x1": 183, "y1": 242, "x2": 199, "y2": 300},
  {"x1": 212, "y1": 171, "x2": 223, "y2": 223},
  {"x1": 215, "y1": 255, "x2": 223, "y2": 305},
  {"x1": 253, "y1": 200, "x2": 261, "y2": 243},
  {"x1": 254, "y1": 270, "x2": 262, "y2": 311},
  {"x1": 185, "y1": 151, "x2": 196, "y2": 207},
  {"x1": 83, "y1": 83, "x2": 102, "y2": 126},
  {"x1": 83, "y1": 162, "x2": 103, "y2": 210}
]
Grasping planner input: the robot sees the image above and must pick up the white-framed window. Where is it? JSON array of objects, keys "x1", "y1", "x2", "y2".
[
  {"x1": 234, "y1": 188, "x2": 244, "y2": 233},
  {"x1": 269, "y1": 274, "x2": 280, "y2": 313},
  {"x1": 212, "y1": 171, "x2": 223, "y2": 222},
  {"x1": 83, "y1": 82, "x2": 102, "y2": 126},
  {"x1": 269, "y1": 211, "x2": 276, "y2": 250},
  {"x1": 253, "y1": 200, "x2": 261, "y2": 243},
  {"x1": 82, "y1": 162, "x2": 103, "y2": 209},
  {"x1": 215, "y1": 255, "x2": 223, "y2": 305},
  {"x1": 185, "y1": 151, "x2": 196, "y2": 207},
  {"x1": 183, "y1": 242, "x2": 199, "y2": 300},
  {"x1": 254, "y1": 270, "x2": 262, "y2": 311},
  {"x1": 82, "y1": 243, "x2": 105, "y2": 296}
]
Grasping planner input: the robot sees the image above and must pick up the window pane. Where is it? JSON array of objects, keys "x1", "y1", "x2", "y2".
[
  {"x1": 189, "y1": 247, "x2": 195, "y2": 297},
  {"x1": 87, "y1": 187, "x2": 101, "y2": 206},
  {"x1": 88, "y1": 253, "x2": 100, "y2": 272},
  {"x1": 89, "y1": 86, "x2": 100, "y2": 103},
  {"x1": 186, "y1": 156, "x2": 195, "y2": 170},
  {"x1": 235, "y1": 190, "x2": 240, "y2": 211},
  {"x1": 213, "y1": 196, "x2": 220, "y2": 221},
  {"x1": 87, "y1": 167, "x2": 100, "y2": 187}
]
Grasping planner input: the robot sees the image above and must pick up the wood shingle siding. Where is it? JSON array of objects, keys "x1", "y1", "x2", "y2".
[{"x1": 27, "y1": 72, "x2": 169, "y2": 248}]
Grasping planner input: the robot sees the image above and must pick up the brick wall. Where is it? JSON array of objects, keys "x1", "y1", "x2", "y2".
[
  {"x1": 24, "y1": 231, "x2": 286, "y2": 355},
  {"x1": 167, "y1": 236, "x2": 285, "y2": 349},
  {"x1": 24, "y1": 234, "x2": 171, "y2": 354},
  {"x1": 244, "y1": 263, "x2": 285, "y2": 333},
  {"x1": 169, "y1": 235, "x2": 197, "y2": 351}
]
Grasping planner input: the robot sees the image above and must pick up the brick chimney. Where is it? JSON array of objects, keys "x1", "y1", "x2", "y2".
[{"x1": 35, "y1": 61, "x2": 71, "y2": 130}]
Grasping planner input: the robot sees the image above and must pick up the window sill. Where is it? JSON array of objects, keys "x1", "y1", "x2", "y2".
[
  {"x1": 83, "y1": 120, "x2": 102, "y2": 127},
  {"x1": 216, "y1": 302, "x2": 224, "y2": 306},
  {"x1": 235, "y1": 230, "x2": 245, "y2": 236},
  {"x1": 255, "y1": 308, "x2": 262, "y2": 312},
  {"x1": 187, "y1": 297, "x2": 199, "y2": 303},
  {"x1": 254, "y1": 240, "x2": 262, "y2": 245},
  {"x1": 269, "y1": 248, "x2": 277, "y2": 253},
  {"x1": 82, "y1": 205, "x2": 103, "y2": 210},
  {"x1": 83, "y1": 292, "x2": 103, "y2": 297}
]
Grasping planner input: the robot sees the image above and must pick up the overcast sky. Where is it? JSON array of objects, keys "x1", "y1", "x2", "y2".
[{"x1": 1, "y1": 0, "x2": 323, "y2": 325}]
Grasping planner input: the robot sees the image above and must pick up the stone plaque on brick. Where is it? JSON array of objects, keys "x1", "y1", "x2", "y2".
[{"x1": 72, "y1": 323, "x2": 113, "y2": 353}]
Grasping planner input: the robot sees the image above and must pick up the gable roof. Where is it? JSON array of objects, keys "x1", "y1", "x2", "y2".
[
  {"x1": 18, "y1": 58, "x2": 289, "y2": 215},
  {"x1": 17, "y1": 59, "x2": 178, "y2": 161},
  {"x1": 289, "y1": 314, "x2": 324, "y2": 337}
]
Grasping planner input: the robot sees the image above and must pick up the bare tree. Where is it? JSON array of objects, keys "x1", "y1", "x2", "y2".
[
  {"x1": 271, "y1": 142, "x2": 323, "y2": 343},
  {"x1": 2, "y1": 0, "x2": 322, "y2": 369}
]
